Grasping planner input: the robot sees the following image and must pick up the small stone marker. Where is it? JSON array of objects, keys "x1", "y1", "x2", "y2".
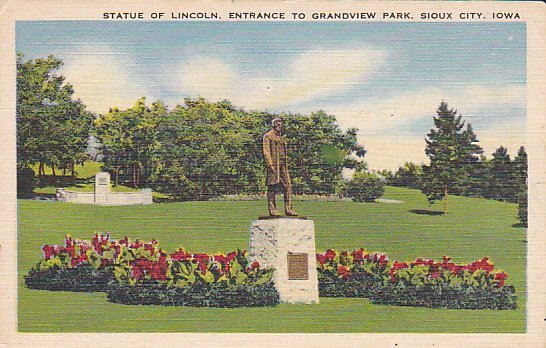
[
  {"x1": 249, "y1": 218, "x2": 319, "y2": 304},
  {"x1": 94, "y1": 172, "x2": 110, "y2": 204}
]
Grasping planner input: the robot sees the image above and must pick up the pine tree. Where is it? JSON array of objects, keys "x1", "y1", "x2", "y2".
[
  {"x1": 514, "y1": 146, "x2": 528, "y2": 225},
  {"x1": 421, "y1": 101, "x2": 483, "y2": 213},
  {"x1": 489, "y1": 146, "x2": 514, "y2": 201}
]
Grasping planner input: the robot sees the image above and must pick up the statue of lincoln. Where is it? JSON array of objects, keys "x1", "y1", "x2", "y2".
[{"x1": 262, "y1": 117, "x2": 298, "y2": 217}]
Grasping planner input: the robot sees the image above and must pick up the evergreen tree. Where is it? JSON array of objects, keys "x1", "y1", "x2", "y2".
[
  {"x1": 514, "y1": 146, "x2": 528, "y2": 225},
  {"x1": 488, "y1": 146, "x2": 514, "y2": 201},
  {"x1": 421, "y1": 101, "x2": 483, "y2": 213}
]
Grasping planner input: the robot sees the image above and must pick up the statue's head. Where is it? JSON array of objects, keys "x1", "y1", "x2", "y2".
[{"x1": 272, "y1": 117, "x2": 283, "y2": 133}]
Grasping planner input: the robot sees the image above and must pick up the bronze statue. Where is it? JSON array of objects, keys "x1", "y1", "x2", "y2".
[{"x1": 263, "y1": 118, "x2": 298, "y2": 217}]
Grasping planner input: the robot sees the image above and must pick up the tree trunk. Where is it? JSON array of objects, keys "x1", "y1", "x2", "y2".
[
  {"x1": 443, "y1": 186, "x2": 448, "y2": 214},
  {"x1": 62, "y1": 168, "x2": 66, "y2": 176},
  {"x1": 52, "y1": 166, "x2": 56, "y2": 178},
  {"x1": 71, "y1": 161, "x2": 75, "y2": 177},
  {"x1": 38, "y1": 162, "x2": 44, "y2": 177},
  {"x1": 115, "y1": 165, "x2": 119, "y2": 186}
]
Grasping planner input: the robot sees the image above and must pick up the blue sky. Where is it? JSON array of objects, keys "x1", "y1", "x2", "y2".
[{"x1": 16, "y1": 21, "x2": 526, "y2": 170}]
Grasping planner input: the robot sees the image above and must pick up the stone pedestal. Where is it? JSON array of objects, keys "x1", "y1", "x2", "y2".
[{"x1": 249, "y1": 218, "x2": 319, "y2": 304}]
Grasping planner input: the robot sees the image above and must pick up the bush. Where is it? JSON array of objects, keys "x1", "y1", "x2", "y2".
[
  {"x1": 25, "y1": 233, "x2": 278, "y2": 307},
  {"x1": 17, "y1": 166, "x2": 36, "y2": 197},
  {"x1": 346, "y1": 171, "x2": 384, "y2": 202},
  {"x1": 368, "y1": 283, "x2": 517, "y2": 310},
  {"x1": 24, "y1": 264, "x2": 114, "y2": 292},
  {"x1": 107, "y1": 281, "x2": 279, "y2": 307},
  {"x1": 316, "y1": 249, "x2": 517, "y2": 310}
]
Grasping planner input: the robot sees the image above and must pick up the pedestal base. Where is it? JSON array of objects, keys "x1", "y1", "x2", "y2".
[{"x1": 249, "y1": 218, "x2": 319, "y2": 304}]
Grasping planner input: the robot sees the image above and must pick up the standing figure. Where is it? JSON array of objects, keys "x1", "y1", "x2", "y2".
[{"x1": 263, "y1": 118, "x2": 298, "y2": 217}]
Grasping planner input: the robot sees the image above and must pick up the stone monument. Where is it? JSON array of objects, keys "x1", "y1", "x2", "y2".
[
  {"x1": 248, "y1": 118, "x2": 319, "y2": 304},
  {"x1": 94, "y1": 172, "x2": 110, "y2": 204}
]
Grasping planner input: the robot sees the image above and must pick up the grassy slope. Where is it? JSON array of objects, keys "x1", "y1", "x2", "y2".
[{"x1": 17, "y1": 186, "x2": 526, "y2": 332}]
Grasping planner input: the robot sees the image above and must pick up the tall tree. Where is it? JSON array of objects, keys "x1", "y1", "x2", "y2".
[
  {"x1": 93, "y1": 97, "x2": 163, "y2": 187},
  {"x1": 488, "y1": 146, "x2": 514, "y2": 201},
  {"x1": 17, "y1": 53, "x2": 93, "y2": 178},
  {"x1": 514, "y1": 146, "x2": 528, "y2": 225},
  {"x1": 421, "y1": 101, "x2": 483, "y2": 213}
]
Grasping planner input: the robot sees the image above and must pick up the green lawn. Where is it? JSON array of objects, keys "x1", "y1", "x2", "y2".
[{"x1": 17, "y1": 186, "x2": 526, "y2": 332}]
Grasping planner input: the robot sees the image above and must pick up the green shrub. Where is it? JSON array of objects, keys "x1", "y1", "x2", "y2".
[
  {"x1": 107, "y1": 281, "x2": 279, "y2": 307},
  {"x1": 17, "y1": 166, "x2": 36, "y2": 197},
  {"x1": 24, "y1": 264, "x2": 114, "y2": 292},
  {"x1": 346, "y1": 171, "x2": 384, "y2": 202}
]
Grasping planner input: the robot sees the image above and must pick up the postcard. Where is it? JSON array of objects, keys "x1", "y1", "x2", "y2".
[{"x1": 0, "y1": 1, "x2": 544, "y2": 347}]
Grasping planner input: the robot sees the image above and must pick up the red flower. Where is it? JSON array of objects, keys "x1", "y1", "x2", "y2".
[
  {"x1": 351, "y1": 248, "x2": 365, "y2": 263},
  {"x1": 132, "y1": 266, "x2": 143, "y2": 280},
  {"x1": 389, "y1": 261, "x2": 408, "y2": 283},
  {"x1": 193, "y1": 253, "x2": 210, "y2": 275},
  {"x1": 316, "y1": 253, "x2": 327, "y2": 268},
  {"x1": 226, "y1": 251, "x2": 237, "y2": 262},
  {"x1": 325, "y1": 249, "x2": 336, "y2": 261},
  {"x1": 214, "y1": 254, "x2": 229, "y2": 272},
  {"x1": 171, "y1": 248, "x2": 191, "y2": 262},
  {"x1": 248, "y1": 261, "x2": 260, "y2": 271},
  {"x1": 337, "y1": 265, "x2": 351, "y2": 279},
  {"x1": 379, "y1": 254, "x2": 387, "y2": 267},
  {"x1": 42, "y1": 245, "x2": 54, "y2": 260},
  {"x1": 132, "y1": 240, "x2": 143, "y2": 249},
  {"x1": 144, "y1": 243, "x2": 155, "y2": 256},
  {"x1": 119, "y1": 236, "x2": 129, "y2": 246},
  {"x1": 494, "y1": 272, "x2": 508, "y2": 288}
]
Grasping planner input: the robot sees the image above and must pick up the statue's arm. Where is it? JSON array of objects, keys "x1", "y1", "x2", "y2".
[{"x1": 263, "y1": 134, "x2": 274, "y2": 169}]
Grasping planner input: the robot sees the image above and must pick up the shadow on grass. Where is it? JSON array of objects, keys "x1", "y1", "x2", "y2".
[
  {"x1": 408, "y1": 209, "x2": 444, "y2": 216},
  {"x1": 512, "y1": 223, "x2": 527, "y2": 228}
]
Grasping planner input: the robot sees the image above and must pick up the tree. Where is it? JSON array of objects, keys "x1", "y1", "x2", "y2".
[
  {"x1": 282, "y1": 111, "x2": 366, "y2": 195},
  {"x1": 488, "y1": 146, "x2": 514, "y2": 201},
  {"x1": 346, "y1": 170, "x2": 384, "y2": 202},
  {"x1": 392, "y1": 162, "x2": 422, "y2": 189},
  {"x1": 514, "y1": 146, "x2": 528, "y2": 225},
  {"x1": 421, "y1": 101, "x2": 483, "y2": 213},
  {"x1": 17, "y1": 53, "x2": 94, "y2": 178},
  {"x1": 93, "y1": 97, "x2": 163, "y2": 187}
]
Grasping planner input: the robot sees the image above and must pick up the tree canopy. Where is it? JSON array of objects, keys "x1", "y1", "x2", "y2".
[
  {"x1": 421, "y1": 101, "x2": 483, "y2": 212},
  {"x1": 17, "y1": 54, "x2": 94, "y2": 177}
]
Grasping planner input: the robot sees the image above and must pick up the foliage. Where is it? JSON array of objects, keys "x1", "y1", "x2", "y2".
[
  {"x1": 392, "y1": 162, "x2": 422, "y2": 189},
  {"x1": 107, "y1": 282, "x2": 279, "y2": 307},
  {"x1": 93, "y1": 98, "x2": 163, "y2": 187},
  {"x1": 16, "y1": 54, "x2": 94, "y2": 177},
  {"x1": 25, "y1": 265, "x2": 114, "y2": 292},
  {"x1": 316, "y1": 249, "x2": 516, "y2": 310},
  {"x1": 24, "y1": 234, "x2": 277, "y2": 307},
  {"x1": 346, "y1": 170, "x2": 384, "y2": 202},
  {"x1": 17, "y1": 166, "x2": 36, "y2": 198},
  {"x1": 92, "y1": 98, "x2": 365, "y2": 199},
  {"x1": 514, "y1": 147, "x2": 528, "y2": 225},
  {"x1": 421, "y1": 102, "x2": 483, "y2": 212}
]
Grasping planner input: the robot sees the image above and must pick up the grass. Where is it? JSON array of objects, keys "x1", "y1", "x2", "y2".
[{"x1": 17, "y1": 186, "x2": 526, "y2": 333}]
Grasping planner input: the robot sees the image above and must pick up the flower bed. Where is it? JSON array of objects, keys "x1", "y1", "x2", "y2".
[
  {"x1": 316, "y1": 249, "x2": 517, "y2": 310},
  {"x1": 25, "y1": 234, "x2": 517, "y2": 309},
  {"x1": 24, "y1": 234, "x2": 279, "y2": 307}
]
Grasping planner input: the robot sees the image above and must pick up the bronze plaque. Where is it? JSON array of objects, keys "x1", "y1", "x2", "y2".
[{"x1": 287, "y1": 252, "x2": 308, "y2": 280}]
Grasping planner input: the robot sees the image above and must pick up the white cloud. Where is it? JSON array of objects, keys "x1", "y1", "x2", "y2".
[
  {"x1": 174, "y1": 48, "x2": 388, "y2": 109},
  {"x1": 60, "y1": 48, "x2": 152, "y2": 114},
  {"x1": 322, "y1": 85, "x2": 526, "y2": 170}
]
